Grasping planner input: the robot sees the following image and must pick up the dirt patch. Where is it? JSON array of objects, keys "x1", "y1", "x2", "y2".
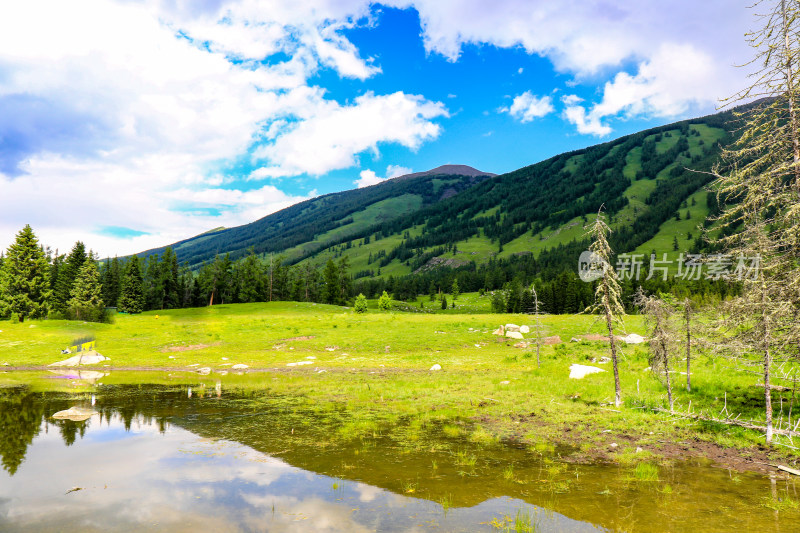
[
  {"x1": 481, "y1": 409, "x2": 796, "y2": 477},
  {"x1": 160, "y1": 342, "x2": 220, "y2": 352},
  {"x1": 543, "y1": 335, "x2": 563, "y2": 345},
  {"x1": 279, "y1": 336, "x2": 316, "y2": 342}
]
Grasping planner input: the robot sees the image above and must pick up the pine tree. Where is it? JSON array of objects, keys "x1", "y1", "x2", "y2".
[
  {"x1": 118, "y1": 257, "x2": 145, "y2": 314},
  {"x1": 0, "y1": 225, "x2": 51, "y2": 321},
  {"x1": 323, "y1": 259, "x2": 340, "y2": 305},
  {"x1": 584, "y1": 208, "x2": 625, "y2": 407},
  {"x1": 52, "y1": 242, "x2": 87, "y2": 316},
  {"x1": 378, "y1": 290, "x2": 391, "y2": 311},
  {"x1": 161, "y1": 247, "x2": 179, "y2": 309},
  {"x1": 67, "y1": 260, "x2": 105, "y2": 322},
  {"x1": 451, "y1": 279, "x2": 459, "y2": 301},
  {"x1": 440, "y1": 295, "x2": 448, "y2": 310},
  {"x1": 354, "y1": 293, "x2": 368, "y2": 313}
]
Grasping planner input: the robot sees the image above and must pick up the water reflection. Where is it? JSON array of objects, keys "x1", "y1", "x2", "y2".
[{"x1": 0, "y1": 381, "x2": 798, "y2": 532}]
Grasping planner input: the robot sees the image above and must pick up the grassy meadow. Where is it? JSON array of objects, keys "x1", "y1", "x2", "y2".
[{"x1": 1, "y1": 296, "x2": 797, "y2": 469}]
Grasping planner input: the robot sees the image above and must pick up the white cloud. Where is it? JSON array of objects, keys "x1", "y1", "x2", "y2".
[
  {"x1": 501, "y1": 92, "x2": 554, "y2": 123},
  {"x1": 562, "y1": 43, "x2": 728, "y2": 136},
  {"x1": 386, "y1": 164, "x2": 413, "y2": 178},
  {"x1": 355, "y1": 169, "x2": 383, "y2": 188},
  {"x1": 252, "y1": 92, "x2": 446, "y2": 178},
  {"x1": 0, "y1": 0, "x2": 442, "y2": 255},
  {"x1": 354, "y1": 164, "x2": 413, "y2": 188},
  {"x1": 392, "y1": 0, "x2": 750, "y2": 133}
]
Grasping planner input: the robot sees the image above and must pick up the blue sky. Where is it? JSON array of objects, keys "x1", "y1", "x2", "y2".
[{"x1": 0, "y1": 1, "x2": 753, "y2": 256}]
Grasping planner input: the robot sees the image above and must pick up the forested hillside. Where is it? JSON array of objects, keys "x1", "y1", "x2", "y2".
[
  {"x1": 109, "y1": 105, "x2": 747, "y2": 315},
  {"x1": 138, "y1": 165, "x2": 494, "y2": 268}
]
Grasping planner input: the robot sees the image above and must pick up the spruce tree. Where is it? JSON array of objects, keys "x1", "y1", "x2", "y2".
[
  {"x1": 52, "y1": 242, "x2": 87, "y2": 316},
  {"x1": 118, "y1": 257, "x2": 145, "y2": 314},
  {"x1": 0, "y1": 225, "x2": 51, "y2": 321},
  {"x1": 67, "y1": 260, "x2": 105, "y2": 322},
  {"x1": 323, "y1": 259, "x2": 339, "y2": 304},
  {"x1": 451, "y1": 279, "x2": 459, "y2": 301}
]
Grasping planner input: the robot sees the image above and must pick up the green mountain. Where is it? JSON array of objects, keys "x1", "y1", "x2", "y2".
[
  {"x1": 139, "y1": 107, "x2": 738, "y2": 280},
  {"x1": 138, "y1": 164, "x2": 495, "y2": 268}
]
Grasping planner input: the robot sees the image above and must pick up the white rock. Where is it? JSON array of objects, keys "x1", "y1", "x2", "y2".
[
  {"x1": 52, "y1": 406, "x2": 98, "y2": 422},
  {"x1": 286, "y1": 362, "x2": 298, "y2": 367},
  {"x1": 48, "y1": 351, "x2": 109, "y2": 367},
  {"x1": 231, "y1": 364, "x2": 248, "y2": 370},
  {"x1": 197, "y1": 367, "x2": 211, "y2": 375},
  {"x1": 499, "y1": 380, "x2": 510, "y2": 385},
  {"x1": 519, "y1": 325, "x2": 530, "y2": 334},
  {"x1": 622, "y1": 333, "x2": 645, "y2": 344},
  {"x1": 571, "y1": 337, "x2": 581, "y2": 342},
  {"x1": 505, "y1": 331, "x2": 524, "y2": 339},
  {"x1": 598, "y1": 356, "x2": 611, "y2": 364},
  {"x1": 306, "y1": 356, "x2": 316, "y2": 360},
  {"x1": 218, "y1": 370, "x2": 228, "y2": 376},
  {"x1": 492, "y1": 326, "x2": 505, "y2": 336},
  {"x1": 609, "y1": 442, "x2": 618, "y2": 449},
  {"x1": 221, "y1": 357, "x2": 229, "y2": 361},
  {"x1": 429, "y1": 364, "x2": 442, "y2": 371},
  {"x1": 569, "y1": 364, "x2": 606, "y2": 379},
  {"x1": 636, "y1": 447, "x2": 644, "y2": 453},
  {"x1": 505, "y1": 324, "x2": 521, "y2": 332}
]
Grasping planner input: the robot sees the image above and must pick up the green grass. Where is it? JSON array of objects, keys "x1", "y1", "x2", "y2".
[{"x1": 2, "y1": 301, "x2": 797, "y2": 465}]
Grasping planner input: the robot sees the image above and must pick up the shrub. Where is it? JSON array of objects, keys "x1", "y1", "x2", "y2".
[{"x1": 354, "y1": 293, "x2": 368, "y2": 313}]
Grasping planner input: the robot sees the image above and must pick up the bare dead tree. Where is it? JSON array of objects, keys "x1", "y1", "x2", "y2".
[
  {"x1": 635, "y1": 289, "x2": 676, "y2": 412},
  {"x1": 584, "y1": 208, "x2": 626, "y2": 407}
]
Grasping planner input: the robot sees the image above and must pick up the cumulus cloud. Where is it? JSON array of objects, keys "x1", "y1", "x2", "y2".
[
  {"x1": 0, "y1": 0, "x2": 439, "y2": 255},
  {"x1": 354, "y1": 164, "x2": 413, "y2": 188},
  {"x1": 394, "y1": 0, "x2": 750, "y2": 133},
  {"x1": 562, "y1": 43, "x2": 728, "y2": 136},
  {"x1": 501, "y1": 92, "x2": 554, "y2": 123},
  {"x1": 251, "y1": 92, "x2": 446, "y2": 178}
]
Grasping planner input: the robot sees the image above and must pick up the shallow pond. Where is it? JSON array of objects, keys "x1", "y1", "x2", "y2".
[{"x1": 0, "y1": 374, "x2": 798, "y2": 532}]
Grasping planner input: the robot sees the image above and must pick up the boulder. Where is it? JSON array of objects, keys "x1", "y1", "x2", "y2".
[
  {"x1": 52, "y1": 406, "x2": 98, "y2": 422},
  {"x1": 231, "y1": 364, "x2": 248, "y2": 369},
  {"x1": 569, "y1": 364, "x2": 606, "y2": 379},
  {"x1": 622, "y1": 333, "x2": 645, "y2": 344},
  {"x1": 505, "y1": 331, "x2": 524, "y2": 340},
  {"x1": 49, "y1": 351, "x2": 109, "y2": 367},
  {"x1": 429, "y1": 364, "x2": 442, "y2": 371},
  {"x1": 492, "y1": 326, "x2": 505, "y2": 336},
  {"x1": 197, "y1": 367, "x2": 211, "y2": 375},
  {"x1": 519, "y1": 325, "x2": 530, "y2": 334},
  {"x1": 505, "y1": 324, "x2": 521, "y2": 332}
]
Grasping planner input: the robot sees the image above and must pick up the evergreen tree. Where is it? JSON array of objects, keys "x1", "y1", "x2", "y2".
[
  {"x1": 440, "y1": 295, "x2": 448, "y2": 310},
  {"x1": 52, "y1": 242, "x2": 87, "y2": 316},
  {"x1": 0, "y1": 225, "x2": 51, "y2": 321},
  {"x1": 67, "y1": 260, "x2": 105, "y2": 322},
  {"x1": 451, "y1": 279, "x2": 459, "y2": 301},
  {"x1": 323, "y1": 259, "x2": 340, "y2": 304},
  {"x1": 378, "y1": 290, "x2": 391, "y2": 310},
  {"x1": 161, "y1": 247, "x2": 179, "y2": 309},
  {"x1": 118, "y1": 257, "x2": 145, "y2": 313},
  {"x1": 101, "y1": 256, "x2": 122, "y2": 307},
  {"x1": 354, "y1": 293, "x2": 367, "y2": 313},
  {"x1": 338, "y1": 256, "x2": 352, "y2": 302}
]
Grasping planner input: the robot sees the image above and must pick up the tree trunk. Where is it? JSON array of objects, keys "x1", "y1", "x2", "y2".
[
  {"x1": 662, "y1": 336, "x2": 674, "y2": 412},
  {"x1": 782, "y1": 0, "x2": 800, "y2": 193},
  {"x1": 603, "y1": 280, "x2": 622, "y2": 407},
  {"x1": 765, "y1": 344, "x2": 774, "y2": 444},
  {"x1": 685, "y1": 302, "x2": 692, "y2": 392}
]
